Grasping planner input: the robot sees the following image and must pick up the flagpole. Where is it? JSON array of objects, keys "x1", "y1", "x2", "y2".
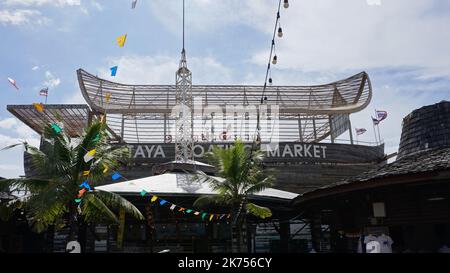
[
  {"x1": 377, "y1": 124, "x2": 382, "y2": 144},
  {"x1": 373, "y1": 123, "x2": 378, "y2": 145}
]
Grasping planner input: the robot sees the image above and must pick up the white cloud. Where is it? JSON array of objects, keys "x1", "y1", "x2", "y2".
[
  {"x1": 31, "y1": 65, "x2": 39, "y2": 70},
  {"x1": 99, "y1": 54, "x2": 233, "y2": 85},
  {"x1": 0, "y1": 9, "x2": 49, "y2": 25},
  {"x1": 3, "y1": 0, "x2": 80, "y2": 7},
  {"x1": 43, "y1": 71, "x2": 61, "y2": 88},
  {"x1": 248, "y1": 0, "x2": 450, "y2": 78}
]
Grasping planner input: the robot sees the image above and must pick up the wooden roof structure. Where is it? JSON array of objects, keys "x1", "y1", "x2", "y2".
[{"x1": 7, "y1": 104, "x2": 91, "y2": 137}]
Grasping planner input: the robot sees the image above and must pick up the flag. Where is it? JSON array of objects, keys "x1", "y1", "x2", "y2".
[
  {"x1": 376, "y1": 110, "x2": 388, "y2": 122},
  {"x1": 159, "y1": 199, "x2": 168, "y2": 206},
  {"x1": 372, "y1": 116, "x2": 380, "y2": 126},
  {"x1": 51, "y1": 123, "x2": 62, "y2": 134},
  {"x1": 178, "y1": 207, "x2": 186, "y2": 212},
  {"x1": 79, "y1": 181, "x2": 91, "y2": 191},
  {"x1": 82, "y1": 170, "x2": 90, "y2": 176},
  {"x1": 39, "y1": 87, "x2": 48, "y2": 96},
  {"x1": 194, "y1": 212, "x2": 200, "y2": 215},
  {"x1": 355, "y1": 128, "x2": 367, "y2": 135},
  {"x1": 169, "y1": 204, "x2": 176, "y2": 210},
  {"x1": 111, "y1": 172, "x2": 122, "y2": 181},
  {"x1": 78, "y1": 188, "x2": 86, "y2": 198},
  {"x1": 7, "y1": 77, "x2": 19, "y2": 90},
  {"x1": 140, "y1": 190, "x2": 147, "y2": 197},
  {"x1": 202, "y1": 213, "x2": 207, "y2": 220},
  {"x1": 186, "y1": 209, "x2": 192, "y2": 214},
  {"x1": 105, "y1": 93, "x2": 111, "y2": 103},
  {"x1": 116, "y1": 34, "x2": 127, "y2": 47},
  {"x1": 209, "y1": 214, "x2": 214, "y2": 221},
  {"x1": 131, "y1": 0, "x2": 137, "y2": 9},
  {"x1": 151, "y1": 195, "x2": 158, "y2": 202},
  {"x1": 102, "y1": 165, "x2": 109, "y2": 174},
  {"x1": 83, "y1": 149, "x2": 96, "y2": 163},
  {"x1": 110, "y1": 66, "x2": 118, "y2": 76},
  {"x1": 75, "y1": 198, "x2": 82, "y2": 203},
  {"x1": 33, "y1": 103, "x2": 44, "y2": 112}
]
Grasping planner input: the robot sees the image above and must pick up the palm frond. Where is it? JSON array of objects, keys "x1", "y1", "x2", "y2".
[
  {"x1": 244, "y1": 177, "x2": 274, "y2": 195},
  {"x1": 93, "y1": 189, "x2": 144, "y2": 220},
  {"x1": 246, "y1": 202, "x2": 272, "y2": 219},
  {"x1": 81, "y1": 193, "x2": 119, "y2": 224}
]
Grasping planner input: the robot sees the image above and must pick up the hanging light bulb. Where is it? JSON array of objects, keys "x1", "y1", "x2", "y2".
[
  {"x1": 284, "y1": 0, "x2": 289, "y2": 8},
  {"x1": 264, "y1": 96, "x2": 268, "y2": 101},
  {"x1": 269, "y1": 78, "x2": 273, "y2": 86},
  {"x1": 272, "y1": 55, "x2": 277, "y2": 65},
  {"x1": 278, "y1": 27, "x2": 283, "y2": 38}
]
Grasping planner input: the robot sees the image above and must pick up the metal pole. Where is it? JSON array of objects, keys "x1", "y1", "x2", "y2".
[{"x1": 348, "y1": 117, "x2": 354, "y2": 145}]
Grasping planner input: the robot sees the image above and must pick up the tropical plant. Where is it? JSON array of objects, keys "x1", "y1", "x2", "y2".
[
  {"x1": 0, "y1": 120, "x2": 143, "y2": 250},
  {"x1": 193, "y1": 140, "x2": 274, "y2": 252}
]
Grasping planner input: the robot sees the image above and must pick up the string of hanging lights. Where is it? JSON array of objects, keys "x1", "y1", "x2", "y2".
[{"x1": 260, "y1": 0, "x2": 288, "y2": 104}]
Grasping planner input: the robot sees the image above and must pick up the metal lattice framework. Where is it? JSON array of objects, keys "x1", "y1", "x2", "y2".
[
  {"x1": 174, "y1": 49, "x2": 194, "y2": 162},
  {"x1": 73, "y1": 69, "x2": 372, "y2": 144}
]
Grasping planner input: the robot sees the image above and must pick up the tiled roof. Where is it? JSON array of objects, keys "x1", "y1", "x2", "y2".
[{"x1": 299, "y1": 148, "x2": 450, "y2": 197}]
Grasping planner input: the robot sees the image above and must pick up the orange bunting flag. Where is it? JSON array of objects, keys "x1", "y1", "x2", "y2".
[
  {"x1": 78, "y1": 188, "x2": 86, "y2": 198},
  {"x1": 151, "y1": 195, "x2": 158, "y2": 202},
  {"x1": 33, "y1": 103, "x2": 44, "y2": 112},
  {"x1": 178, "y1": 207, "x2": 186, "y2": 212},
  {"x1": 82, "y1": 170, "x2": 90, "y2": 176}
]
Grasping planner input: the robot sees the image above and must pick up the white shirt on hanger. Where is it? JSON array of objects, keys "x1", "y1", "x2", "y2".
[{"x1": 377, "y1": 234, "x2": 394, "y2": 253}]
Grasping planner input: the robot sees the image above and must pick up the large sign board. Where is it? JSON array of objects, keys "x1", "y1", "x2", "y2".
[{"x1": 122, "y1": 142, "x2": 384, "y2": 164}]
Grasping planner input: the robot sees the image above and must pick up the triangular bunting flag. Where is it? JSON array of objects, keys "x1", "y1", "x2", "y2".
[
  {"x1": 202, "y1": 213, "x2": 207, "y2": 220},
  {"x1": 82, "y1": 170, "x2": 90, "y2": 176},
  {"x1": 110, "y1": 66, "x2": 118, "y2": 77},
  {"x1": 169, "y1": 204, "x2": 176, "y2": 210},
  {"x1": 116, "y1": 34, "x2": 127, "y2": 47},
  {"x1": 79, "y1": 181, "x2": 91, "y2": 191},
  {"x1": 33, "y1": 103, "x2": 44, "y2": 112},
  {"x1": 102, "y1": 165, "x2": 109, "y2": 174},
  {"x1": 78, "y1": 188, "x2": 86, "y2": 198},
  {"x1": 159, "y1": 200, "x2": 168, "y2": 206},
  {"x1": 105, "y1": 93, "x2": 111, "y2": 103},
  {"x1": 178, "y1": 207, "x2": 186, "y2": 212},
  {"x1": 83, "y1": 149, "x2": 96, "y2": 163},
  {"x1": 51, "y1": 123, "x2": 62, "y2": 134},
  {"x1": 140, "y1": 190, "x2": 147, "y2": 197},
  {"x1": 209, "y1": 214, "x2": 214, "y2": 221},
  {"x1": 194, "y1": 211, "x2": 200, "y2": 215},
  {"x1": 151, "y1": 195, "x2": 158, "y2": 202},
  {"x1": 75, "y1": 198, "x2": 82, "y2": 203},
  {"x1": 111, "y1": 172, "x2": 122, "y2": 181},
  {"x1": 186, "y1": 209, "x2": 192, "y2": 214}
]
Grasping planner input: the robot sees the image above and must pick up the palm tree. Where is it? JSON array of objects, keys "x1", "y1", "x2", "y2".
[
  {"x1": 0, "y1": 119, "x2": 143, "y2": 251},
  {"x1": 194, "y1": 140, "x2": 274, "y2": 253}
]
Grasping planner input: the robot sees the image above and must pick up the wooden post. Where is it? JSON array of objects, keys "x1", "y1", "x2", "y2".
[{"x1": 117, "y1": 208, "x2": 125, "y2": 250}]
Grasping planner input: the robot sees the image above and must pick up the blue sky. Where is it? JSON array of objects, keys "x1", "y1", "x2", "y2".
[{"x1": 0, "y1": 0, "x2": 449, "y2": 177}]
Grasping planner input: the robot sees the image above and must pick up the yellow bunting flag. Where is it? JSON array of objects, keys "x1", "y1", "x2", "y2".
[
  {"x1": 83, "y1": 149, "x2": 96, "y2": 163},
  {"x1": 105, "y1": 92, "x2": 111, "y2": 103},
  {"x1": 33, "y1": 103, "x2": 44, "y2": 112},
  {"x1": 209, "y1": 214, "x2": 214, "y2": 221},
  {"x1": 151, "y1": 195, "x2": 158, "y2": 202},
  {"x1": 82, "y1": 170, "x2": 90, "y2": 176},
  {"x1": 116, "y1": 34, "x2": 127, "y2": 47},
  {"x1": 103, "y1": 165, "x2": 109, "y2": 174}
]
